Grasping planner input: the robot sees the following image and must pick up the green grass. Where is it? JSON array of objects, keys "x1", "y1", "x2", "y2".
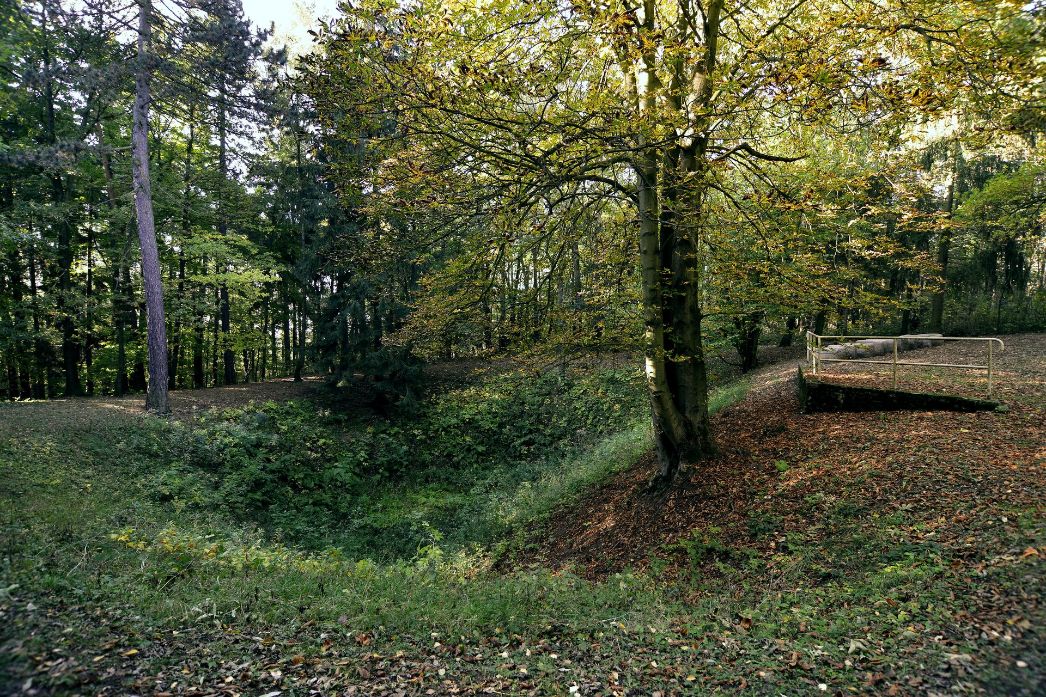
[
  {"x1": 133, "y1": 367, "x2": 655, "y2": 559},
  {"x1": 0, "y1": 368, "x2": 754, "y2": 647},
  {"x1": 2, "y1": 366, "x2": 1041, "y2": 695},
  {"x1": 0, "y1": 366, "x2": 666, "y2": 630},
  {"x1": 0, "y1": 405, "x2": 666, "y2": 640}
]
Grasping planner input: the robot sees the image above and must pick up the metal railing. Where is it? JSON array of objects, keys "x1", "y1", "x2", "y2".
[{"x1": 806, "y1": 332, "x2": 1005, "y2": 398}]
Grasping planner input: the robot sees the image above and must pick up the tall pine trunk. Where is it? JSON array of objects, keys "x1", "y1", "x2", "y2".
[
  {"x1": 41, "y1": 2, "x2": 81, "y2": 396},
  {"x1": 217, "y1": 86, "x2": 236, "y2": 385},
  {"x1": 132, "y1": 0, "x2": 169, "y2": 415}
]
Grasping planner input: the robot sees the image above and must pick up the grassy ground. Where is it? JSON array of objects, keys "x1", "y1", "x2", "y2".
[{"x1": 1, "y1": 339, "x2": 1042, "y2": 695}]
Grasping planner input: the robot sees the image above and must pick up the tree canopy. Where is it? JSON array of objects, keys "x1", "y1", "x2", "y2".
[{"x1": 0, "y1": 0, "x2": 1043, "y2": 479}]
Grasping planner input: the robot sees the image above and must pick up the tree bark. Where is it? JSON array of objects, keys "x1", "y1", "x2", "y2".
[
  {"x1": 631, "y1": 0, "x2": 721, "y2": 487},
  {"x1": 929, "y1": 152, "x2": 956, "y2": 332},
  {"x1": 217, "y1": 85, "x2": 236, "y2": 385},
  {"x1": 40, "y1": 2, "x2": 81, "y2": 396},
  {"x1": 132, "y1": 0, "x2": 170, "y2": 415}
]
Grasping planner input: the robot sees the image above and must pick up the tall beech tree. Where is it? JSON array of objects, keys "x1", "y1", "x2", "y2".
[
  {"x1": 303, "y1": 0, "x2": 1043, "y2": 484},
  {"x1": 0, "y1": 0, "x2": 1041, "y2": 466}
]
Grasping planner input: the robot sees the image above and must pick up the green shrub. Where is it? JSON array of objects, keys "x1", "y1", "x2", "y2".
[{"x1": 148, "y1": 367, "x2": 648, "y2": 557}]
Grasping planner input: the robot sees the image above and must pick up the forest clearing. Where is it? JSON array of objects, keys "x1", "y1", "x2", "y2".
[{"x1": 1, "y1": 0, "x2": 1044, "y2": 695}]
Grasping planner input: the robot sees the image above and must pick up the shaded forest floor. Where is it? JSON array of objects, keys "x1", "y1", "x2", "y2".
[
  {"x1": 1, "y1": 336, "x2": 1042, "y2": 695},
  {"x1": 521, "y1": 334, "x2": 1044, "y2": 575}
]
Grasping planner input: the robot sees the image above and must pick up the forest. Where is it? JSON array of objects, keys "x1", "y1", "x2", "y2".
[{"x1": 0, "y1": 0, "x2": 1043, "y2": 695}]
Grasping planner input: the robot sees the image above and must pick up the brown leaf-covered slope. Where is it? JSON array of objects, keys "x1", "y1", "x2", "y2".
[{"x1": 522, "y1": 334, "x2": 1044, "y2": 579}]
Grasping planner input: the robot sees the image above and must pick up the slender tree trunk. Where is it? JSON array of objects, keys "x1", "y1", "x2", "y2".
[
  {"x1": 114, "y1": 252, "x2": 130, "y2": 395},
  {"x1": 294, "y1": 298, "x2": 306, "y2": 381},
  {"x1": 929, "y1": 158, "x2": 956, "y2": 332},
  {"x1": 27, "y1": 235, "x2": 45, "y2": 398},
  {"x1": 3, "y1": 240, "x2": 18, "y2": 399},
  {"x1": 132, "y1": 0, "x2": 169, "y2": 415},
  {"x1": 171, "y1": 103, "x2": 195, "y2": 389},
  {"x1": 260, "y1": 293, "x2": 269, "y2": 381},
  {"x1": 97, "y1": 124, "x2": 131, "y2": 395},
  {"x1": 169, "y1": 251, "x2": 186, "y2": 388},
  {"x1": 85, "y1": 205, "x2": 95, "y2": 395},
  {"x1": 217, "y1": 87, "x2": 236, "y2": 385},
  {"x1": 41, "y1": 2, "x2": 81, "y2": 396},
  {"x1": 2, "y1": 185, "x2": 23, "y2": 399},
  {"x1": 270, "y1": 307, "x2": 278, "y2": 376},
  {"x1": 281, "y1": 281, "x2": 291, "y2": 374},
  {"x1": 212, "y1": 269, "x2": 220, "y2": 385},
  {"x1": 192, "y1": 264, "x2": 206, "y2": 389},
  {"x1": 9, "y1": 243, "x2": 32, "y2": 399},
  {"x1": 131, "y1": 296, "x2": 148, "y2": 391}
]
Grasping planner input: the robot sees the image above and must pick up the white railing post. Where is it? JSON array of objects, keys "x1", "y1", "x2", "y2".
[
  {"x1": 892, "y1": 338, "x2": 898, "y2": 389},
  {"x1": 987, "y1": 340, "x2": 993, "y2": 398}
]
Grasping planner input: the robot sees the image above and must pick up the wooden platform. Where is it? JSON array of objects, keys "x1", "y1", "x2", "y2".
[{"x1": 797, "y1": 367, "x2": 1003, "y2": 413}]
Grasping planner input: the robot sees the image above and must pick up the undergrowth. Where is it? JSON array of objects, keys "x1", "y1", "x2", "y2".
[
  {"x1": 1, "y1": 356, "x2": 1042, "y2": 695},
  {"x1": 0, "y1": 365, "x2": 759, "y2": 637},
  {"x1": 147, "y1": 367, "x2": 651, "y2": 557}
]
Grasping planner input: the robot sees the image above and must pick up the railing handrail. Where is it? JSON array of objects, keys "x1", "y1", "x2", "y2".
[
  {"x1": 810, "y1": 333, "x2": 1004, "y2": 349},
  {"x1": 805, "y1": 331, "x2": 1004, "y2": 398}
]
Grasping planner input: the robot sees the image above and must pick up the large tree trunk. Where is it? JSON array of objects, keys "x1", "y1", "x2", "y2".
[
  {"x1": 631, "y1": 0, "x2": 721, "y2": 487},
  {"x1": 132, "y1": 0, "x2": 169, "y2": 415},
  {"x1": 636, "y1": 131, "x2": 712, "y2": 486}
]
